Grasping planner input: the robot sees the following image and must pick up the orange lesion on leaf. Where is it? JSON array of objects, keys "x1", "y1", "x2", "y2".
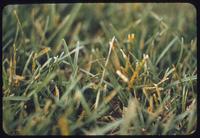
[
  {"x1": 9, "y1": 44, "x2": 25, "y2": 87},
  {"x1": 128, "y1": 33, "x2": 135, "y2": 42},
  {"x1": 32, "y1": 47, "x2": 51, "y2": 73},
  {"x1": 147, "y1": 96, "x2": 154, "y2": 113},
  {"x1": 32, "y1": 53, "x2": 37, "y2": 73},
  {"x1": 35, "y1": 47, "x2": 51, "y2": 59},
  {"x1": 111, "y1": 34, "x2": 149, "y2": 91},
  {"x1": 143, "y1": 69, "x2": 170, "y2": 113},
  {"x1": 128, "y1": 54, "x2": 149, "y2": 90}
]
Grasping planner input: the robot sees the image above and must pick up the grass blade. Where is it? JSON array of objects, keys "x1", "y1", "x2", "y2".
[
  {"x1": 165, "y1": 75, "x2": 197, "y2": 89},
  {"x1": 156, "y1": 37, "x2": 178, "y2": 65},
  {"x1": 3, "y1": 96, "x2": 30, "y2": 101},
  {"x1": 47, "y1": 4, "x2": 82, "y2": 45},
  {"x1": 27, "y1": 72, "x2": 57, "y2": 97},
  {"x1": 86, "y1": 119, "x2": 123, "y2": 135}
]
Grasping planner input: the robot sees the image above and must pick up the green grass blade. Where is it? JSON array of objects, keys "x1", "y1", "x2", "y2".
[
  {"x1": 177, "y1": 37, "x2": 184, "y2": 65},
  {"x1": 165, "y1": 75, "x2": 197, "y2": 89},
  {"x1": 3, "y1": 96, "x2": 30, "y2": 101},
  {"x1": 27, "y1": 72, "x2": 57, "y2": 97},
  {"x1": 22, "y1": 51, "x2": 34, "y2": 75},
  {"x1": 87, "y1": 119, "x2": 123, "y2": 135},
  {"x1": 156, "y1": 37, "x2": 178, "y2": 65}
]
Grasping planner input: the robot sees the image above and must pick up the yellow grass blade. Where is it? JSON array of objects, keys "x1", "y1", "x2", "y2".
[
  {"x1": 105, "y1": 89, "x2": 118, "y2": 104},
  {"x1": 128, "y1": 54, "x2": 149, "y2": 90},
  {"x1": 35, "y1": 47, "x2": 51, "y2": 59},
  {"x1": 58, "y1": 115, "x2": 70, "y2": 135}
]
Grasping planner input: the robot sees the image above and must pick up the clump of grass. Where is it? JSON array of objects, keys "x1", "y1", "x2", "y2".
[{"x1": 2, "y1": 3, "x2": 197, "y2": 135}]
